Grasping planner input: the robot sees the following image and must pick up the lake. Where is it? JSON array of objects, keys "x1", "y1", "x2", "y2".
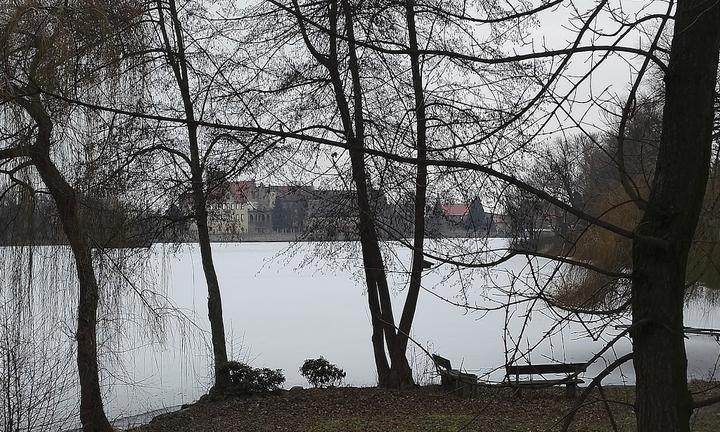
[{"x1": 3, "y1": 240, "x2": 719, "y2": 429}]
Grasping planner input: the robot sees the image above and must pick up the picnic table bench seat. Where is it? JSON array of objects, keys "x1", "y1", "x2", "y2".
[
  {"x1": 505, "y1": 362, "x2": 587, "y2": 398},
  {"x1": 432, "y1": 354, "x2": 479, "y2": 397}
]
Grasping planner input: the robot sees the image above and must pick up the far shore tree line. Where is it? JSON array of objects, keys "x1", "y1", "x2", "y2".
[
  {"x1": 0, "y1": 179, "x2": 504, "y2": 245},
  {"x1": 1, "y1": 1, "x2": 719, "y2": 432}
]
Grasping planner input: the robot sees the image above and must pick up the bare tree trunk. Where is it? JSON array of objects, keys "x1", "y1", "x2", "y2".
[
  {"x1": 631, "y1": 2, "x2": 720, "y2": 431},
  {"x1": 389, "y1": 0, "x2": 426, "y2": 388},
  {"x1": 300, "y1": 0, "x2": 413, "y2": 386},
  {"x1": 341, "y1": 0, "x2": 414, "y2": 386},
  {"x1": 292, "y1": 0, "x2": 413, "y2": 386},
  {"x1": 363, "y1": 270, "x2": 391, "y2": 385},
  {"x1": 188, "y1": 124, "x2": 230, "y2": 390},
  {"x1": 24, "y1": 100, "x2": 112, "y2": 432},
  {"x1": 157, "y1": 0, "x2": 230, "y2": 389}
]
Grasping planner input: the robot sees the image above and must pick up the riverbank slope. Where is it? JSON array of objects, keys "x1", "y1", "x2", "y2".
[{"x1": 133, "y1": 384, "x2": 720, "y2": 432}]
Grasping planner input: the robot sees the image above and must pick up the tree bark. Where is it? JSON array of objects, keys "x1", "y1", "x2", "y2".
[
  {"x1": 341, "y1": 0, "x2": 414, "y2": 386},
  {"x1": 189, "y1": 124, "x2": 230, "y2": 389},
  {"x1": 631, "y1": 2, "x2": 720, "y2": 432},
  {"x1": 389, "y1": 0, "x2": 426, "y2": 388},
  {"x1": 364, "y1": 270, "x2": 391, "y2": 385},
  {"x1": 293, "y1": 0, "x2": 413, "y2": 387},
  {"x1": 24, "y1": 100, "x2": 112, "y2": 432},
  {"x1": 158, "y1": 0, "x2": 230, "y2": 389},
  {"x1": 311, "y1": 0, "x2": 411, "y2": 387}
]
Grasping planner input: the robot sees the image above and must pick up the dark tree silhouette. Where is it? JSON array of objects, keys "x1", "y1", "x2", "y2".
[
  {"x1": 0, "y1": 2, "x2": 147, "y2": 430},
  {"x1": 630, "y1": 1, "x2": 720, "y2": 430},
  {"x1": 153, "y1": 0, "x2": 231, "y2": 391}
]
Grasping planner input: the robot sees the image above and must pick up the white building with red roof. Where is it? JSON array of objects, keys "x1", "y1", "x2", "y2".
[
  {"x1": 441, "y1": 203, "x2": 469, "y2": 223},
  {"x1": 204, "y1": 181, "x2": 276, "y2": 239}
]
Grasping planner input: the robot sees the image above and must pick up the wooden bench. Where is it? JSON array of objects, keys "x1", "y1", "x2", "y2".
[
  {"x1": 505, "y1": 362, "x2": 586, "y2": 398},
  {"x1": 432, "y1": 354, "x2": 479, "y2": 397}
]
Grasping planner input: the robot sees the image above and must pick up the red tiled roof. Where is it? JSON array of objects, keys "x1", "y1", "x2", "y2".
[
  {"x1": 228, "y1": 181, "x2": 254, "y2": 204},
  {"x1": 442, "y1": 204, "x2": 468, "y2": 217}
]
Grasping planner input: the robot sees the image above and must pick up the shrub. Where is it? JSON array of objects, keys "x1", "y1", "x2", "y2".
[
  {"x1": 220, "y1": 361, "x2": 285, "y2": 394},
  {"x1": 299, "y1": 357, "x2": 346, "y2": 388}
]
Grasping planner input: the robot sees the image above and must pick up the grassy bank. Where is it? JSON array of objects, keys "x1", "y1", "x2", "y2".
[{"x1": 133, "y1": 384, "x2": 720, "y2": 432}]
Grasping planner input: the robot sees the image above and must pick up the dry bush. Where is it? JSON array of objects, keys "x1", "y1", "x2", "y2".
[{"x1": 553, "y1": 176, "x2": 720, "y2": 308}]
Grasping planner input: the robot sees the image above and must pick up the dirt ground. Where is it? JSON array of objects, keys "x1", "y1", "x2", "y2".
[{"x1": 133, "y1": 384, "x2": 720, "y2": 432}]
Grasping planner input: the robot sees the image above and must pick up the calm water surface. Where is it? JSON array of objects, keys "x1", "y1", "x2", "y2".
[
  {"x1": 8, "y1": 240, "x2": 716, "y2": 427},
  {"x1": 103, "y1": 240, "x2": 720, "y2": 423}
]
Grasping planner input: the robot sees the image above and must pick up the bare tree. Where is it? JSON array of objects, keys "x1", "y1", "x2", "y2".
[
  {"x1": 8, "y1": 2, "x2": 718, "y2": 431},
  {"x1": 0, "y1": 1, "x2": 147, "y2": 430},
  {"x1": 631, "y1": 2, "x2": 720, "y2": 430},
  {"x1": 152, "y1": 0, "x2": 232, "y2": 391}
]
